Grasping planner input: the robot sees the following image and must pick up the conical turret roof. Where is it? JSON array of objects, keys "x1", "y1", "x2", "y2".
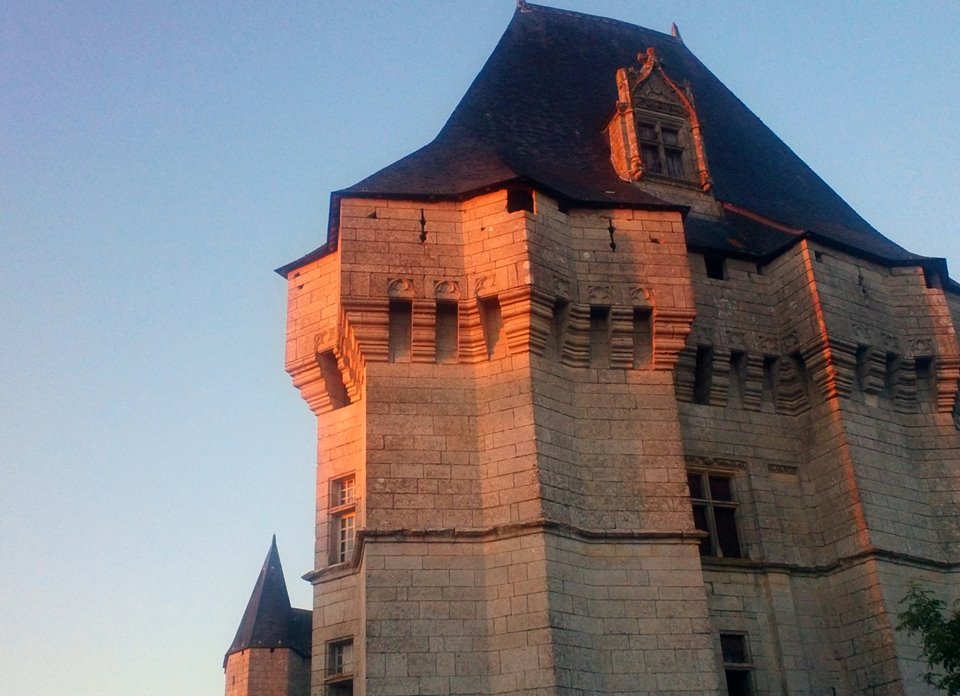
[{"x1": 224, "y1": 536, "x2": 311, "y2": 665}]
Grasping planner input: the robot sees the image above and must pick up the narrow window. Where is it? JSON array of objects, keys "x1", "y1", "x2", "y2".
[
  {"x1": 720, "y1": 633, "x2": 754, "y2": 696},
  {"x1": 326, "y1": 639, "x2": 354, "y2": 695},
  {"x1": 388, "y1": 300, "x2": 412, "y2": 362},
  {"x1": 633, "y1": 308, "x2": 652, "y2": 368},
  {"x1": 589, "y1": 306, "x2": 610, "y2": 368},
  {"x1": 478, "y1": 297, "x2": 502, "y2": 359},
  {"x1": 693, "y1": 345, "x2": 713, "y2": 405},
  {"x1": 687, "y1": 471, "x2": 743, "y2": 558},
  {"x1": 883, "y1": 353, "x2": 900, "y2": 399},
  {"x1": 330, "y1": 476, "x2": 357, "y2": 565},
  {"x1": 916, "y1": 356, "x2": 934, "y2": 405},
  {"x1": 855, "y1": 345, "x2": 871, "y2": 392},
  {"x1": 729, "y1": 351, "x2": 747, "y2": 407},
  {"x1": 550, "y1": 299, "x2": 569, "y2": 357},
  {"x1": 762, "y1": 355, "x2": 778, "y2": 406},
  {"x1": 435, "y1": 301, "x2": 459, "y2": 363}
]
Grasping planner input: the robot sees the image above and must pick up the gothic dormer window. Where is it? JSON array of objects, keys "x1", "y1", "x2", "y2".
[{"x1": 607, "y1": 48, "x2": 711, "y2": 190}]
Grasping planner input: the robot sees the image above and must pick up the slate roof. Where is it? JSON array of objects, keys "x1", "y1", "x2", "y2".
[
  {"x1": 279, "y1": 2, "x2": 942, "y2": 277},
  {"x1": 224, "y1": 536, "x2": 311, "y2": 666}
]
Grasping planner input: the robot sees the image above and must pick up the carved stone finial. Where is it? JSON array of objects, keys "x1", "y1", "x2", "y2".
[{"x1": 671, "y1": 23, "x2": 683, "y2": 42}]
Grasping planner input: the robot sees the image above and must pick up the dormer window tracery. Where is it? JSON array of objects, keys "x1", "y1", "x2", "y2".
[{"x1": 607, "y1": 47, "x2": 712, "y2": 191}]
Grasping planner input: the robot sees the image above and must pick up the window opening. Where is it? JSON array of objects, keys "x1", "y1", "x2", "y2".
[
  {"x1": 916, "y1": 356, "x2": 934, "y2": 405},
  {"x1": 693, "y1": 345, "x2": 713, "y2": 405},
  {"x1": 688, "y1": 471, "x2": 743, "y2": 558},
  {"x1": 637, "y1": 118, "x2": 685, "y2": 178},
  {"x1": 330, "y1": 476, "x2": 357, "y2": 565},
  {"x1": 762, "y1": 355, "x2": 778, "y2": 406},
  {"x1": 326, "y1": 639, "x2": 354, "y2": 695},
  {"x1": 883, "y1": 352, "x2": 900, "y2": 399},
  {"x1": 589, "y1": 306, "x2": 611, "y2": 368},
  {"x1": 729, "y1": 351, "x2": 746, "y2": 407},
  {"x1": 435, "y1": 301, "x2": 459, "y2": 363},
  {"x1": 506, "y1": 189, "x2": 534, "y2": 213},
  {"x1": 478, "y1": 297, "x2": 503, "y2": 359},
  {"x1": 633, "y1": 308, "x2": 652, "y2": 368},
  {"x1": 704, "y1": 252, "x2": 726, "y2": 280},
  {"x1": 388, "y1": 300, "x2": 412, "y2": 362},
  {"x1": 720, "y1": 633, "x2": 754, "y2": 696}
]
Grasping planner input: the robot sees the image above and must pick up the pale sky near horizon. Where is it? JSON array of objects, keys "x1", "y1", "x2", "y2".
[{"x1": 2, "y1": 2, "x2": 959, "y2": 695}]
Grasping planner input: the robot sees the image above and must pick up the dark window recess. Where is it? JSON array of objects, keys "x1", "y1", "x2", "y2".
[
  {"x1": 589, "y1": 306, "x2": 611, "y2": 368},
  {"x1": 506, "y1": 189, "x2": 534, "y2": 213},
  {"x1": 688, "y1": 472, "x2": 743, "y2": 558},
  {"x1": 883, "y1": 352, "x2": 900, "y2": 398},
  {"x1": 388, "y1": 300, "x2": 412, "y2": 363},
  {"x1": 633, "y1": 308, "x2": 652, "y2": 368},
  {"x1": 550, "y1": 299, "x2": 569, "y2": 357},
  {"x1": 916, "y1": 356, "x2": 934, "y2": 403},
  {"x1": 637, "y1": 119, "x2": 686, "y2": 179},
  {"x1": 725, "y1": 669, "x2": 753, "y2": 696},
  {"x1": 704, "y1": 252, "x2": 726, "y2": 280},
  {"x1": 693, "y1": 345, "x2": 714, "y2": 404},
  {"x1": 435, "y1": 301, "x2": 459, "y2": 363},
  {"x1": 790, "y1": 353, "x2": 810, "y2": 397},
  {"x1": 318, "y1": 351, "x2": 348, "y2": 408},
  {"x1": 729, "y1": 351, "x2": 747, "y2": 406},
  {"x1": 855, "y1": 345, "x2": 871, "y2": 391},
  {"x1": 762, "y1": 355, "x2": 778, "y2": 405},
  {"x1": 478, "y1": 297, "x2": 503, "y2": 359},
  {"x1": 720, "y1": 633, "x2": 753, "y2": 696}
]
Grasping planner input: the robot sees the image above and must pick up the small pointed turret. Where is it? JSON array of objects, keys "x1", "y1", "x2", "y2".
[
  {"x1": 223, "y1": 538, "x2": 311, "y2": 696},
  {"x1": 224, "y1": 536, "x2": 310, "y2": 666}
]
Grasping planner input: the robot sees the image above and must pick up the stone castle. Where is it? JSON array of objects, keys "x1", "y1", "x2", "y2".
[{"x1": 224, "y1": 4, "x2": 960, "y2": 695}]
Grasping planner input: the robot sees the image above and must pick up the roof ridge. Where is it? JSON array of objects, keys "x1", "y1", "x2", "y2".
[{"x1": 520, "y1": 1, "x2": 677, "y2": 41}]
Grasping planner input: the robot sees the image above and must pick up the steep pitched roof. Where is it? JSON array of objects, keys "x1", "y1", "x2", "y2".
[
  {"x1": 333, "y1": 2, "x2": 928, "y2": 267},
  {"x1": 224, "y1": 536, "x2": 311, "y2": 666},
  {"x1": 278, "y1": 3, "x2": 951, "y2": 279}
]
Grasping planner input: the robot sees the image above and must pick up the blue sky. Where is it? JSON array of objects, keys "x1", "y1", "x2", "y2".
[{"x1": 2, "y1": 2, "x2": 958, "y2": 694}]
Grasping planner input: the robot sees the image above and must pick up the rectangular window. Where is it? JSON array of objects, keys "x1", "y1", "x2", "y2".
[
  {"x1": 388, "y1": 300, "x2": 412, "y2": 362},
  {"x1": 693, "y1": 345, "x2": 714, "y2": 405},
  {"x1": 688, "y1": 471, "x2": 743, "y2": 558},
  {"x1": 326, "y1": 639, "x2": 354, "y2": 695},
  {"x1": 633, "y1": 308, "x2": 652, "y2": 368},
  {"x1": 330, "y1": 475, "x2": 357, "y2": 565},
  {"x1": 435, "y1": 301, "x2": 459, "y2": 363},
  {"x1": 720, "y1": 633, "x2": 754, "y2": 696},
  {"x1": 637, "y1": 118, "x2": 687, "y2": 179},
  {"x1": 589, "y1": 306, "x2": 610, "y2": 368}
]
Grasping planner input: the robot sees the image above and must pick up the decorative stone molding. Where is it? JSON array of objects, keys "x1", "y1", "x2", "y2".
[
  {"x1": 499, "y1": 286, "x2": 554, "y2": 356},
  {"x1": 653, "y1": 307, "x2": 696, "y2": 370},
  {"x1": 630, "y1": 286, "x2": 654, "y2": 307},
  {"x1": 434, "y1": 279, "x2": 461, "y2": 301},
  {"x1": 608, "y1": 306, "x2": 635, "y2": 369},
  {"x1": 387, "y1": 277, "x2": 415, "y2": 299},
  {"x1": 560, "y1": 304, "x2": 592, "y2": 367},
  {"x1": 684, "y1": 455, "x2": 746, "y2": 470},
  {"x1": 475, "y1": 274, "x2": 497, "y2": 298},
  {"x1": 587, "y1": 285, "x2": 613, "y2": 305},
  {"x1": 936, "y1": 355, "x2": 960, "y2": 413},
  {"x1": 411, "y1": 301, "x2": 437, "y2": 363}
]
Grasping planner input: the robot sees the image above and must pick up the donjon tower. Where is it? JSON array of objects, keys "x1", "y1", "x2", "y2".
[{"x1": 273, "y1": 4, "x2": 960, "y2": 695}]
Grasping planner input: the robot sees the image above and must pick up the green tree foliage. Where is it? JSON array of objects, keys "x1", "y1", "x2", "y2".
[{"x1": 898, "y1": 584, "x2": 960, "y2": 695}]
